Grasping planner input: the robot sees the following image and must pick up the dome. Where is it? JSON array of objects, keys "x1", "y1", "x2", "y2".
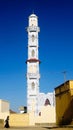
[{"x1": 29, "y1": 13, "x2": 37, "y2": 18}]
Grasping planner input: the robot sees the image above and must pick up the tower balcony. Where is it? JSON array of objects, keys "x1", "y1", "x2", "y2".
[
  {"x1": 26, "y1": 58, "x2": 41, "y2": 64},
  {"x1": 27, "y1": 26, "x2": 40, "y2": 32},
  {"x1": 26, "y1": 73, "x2": 40, "y2": 79}
]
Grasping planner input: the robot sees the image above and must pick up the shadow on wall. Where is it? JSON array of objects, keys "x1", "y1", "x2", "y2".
[
  {"x1": 0, "y1": 119, "x2": 4, "y2": 128},
  {"x1": 59, "y1": 96, "x2": 73, "y2": 125}
]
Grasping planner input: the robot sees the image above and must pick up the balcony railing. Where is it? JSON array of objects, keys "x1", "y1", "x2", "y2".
[
  {"x1": 27, "y1": 26, "x2": 40, "y2": 32},
  {"x1": 26, "y1": 73, "x2": 40, "y2": 79}
]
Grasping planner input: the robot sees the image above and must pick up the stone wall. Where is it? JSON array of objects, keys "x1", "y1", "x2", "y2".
[{"x1": 9, "y1": 114, "x2": 29, "y2": 127}]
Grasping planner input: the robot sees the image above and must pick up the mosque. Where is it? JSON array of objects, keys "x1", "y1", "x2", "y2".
[
  {"x1": 0, "y1": 13, "x2": 56, "y2": 127},
  {"x1": 26, "y1": 13, "x2": 55, "y2": 115},
  {"x1": 0, "y1": 13, "x2": 72, "y2": 127},
  {"x1": 2, "y1": 13, "x2": 73, "y2": 127}
]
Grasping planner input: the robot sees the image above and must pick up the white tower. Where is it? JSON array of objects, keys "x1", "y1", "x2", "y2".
[{"x1": 26, "y1": 13, "x2": 40, "y2": 115}]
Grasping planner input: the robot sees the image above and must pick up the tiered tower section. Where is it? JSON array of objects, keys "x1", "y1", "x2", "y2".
[{"x1": 26, "y1": 13, "x2": 40, "y2": 115}]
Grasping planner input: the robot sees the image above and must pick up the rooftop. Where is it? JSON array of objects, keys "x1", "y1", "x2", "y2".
[{"x1": 29, "y1": 13, "x2": 37, "y2": 18}]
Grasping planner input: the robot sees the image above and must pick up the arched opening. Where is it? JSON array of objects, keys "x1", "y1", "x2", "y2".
[
  {"x1": 44, "y1": 98, "x2": 51, "y2": 106},
  {"x1": 32, "y1": 35, "x2": 35, "y2": 42},
  {"x1": 32, "y1": 50, "x2": 35, "y2": 57},
  {"x1": 31, "y1": 82, "x2": 35, "y2": 90}
]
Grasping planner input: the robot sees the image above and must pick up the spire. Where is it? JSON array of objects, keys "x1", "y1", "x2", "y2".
[{"x1": 32, "y1": 10, "x2": 34, "y2": 14}]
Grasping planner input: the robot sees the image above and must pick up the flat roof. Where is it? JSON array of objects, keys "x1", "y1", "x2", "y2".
[{"x1": 54, "y1": 80, "x2": 70, "y2": 90}]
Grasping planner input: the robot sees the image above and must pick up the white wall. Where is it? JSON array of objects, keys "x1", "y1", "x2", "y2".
[
  {"x1": 35, "y1": 105, "x2": 56, "y2": 124},
  {"x1": 0, "y1": 99, "x2": 10, "y2": 120}
]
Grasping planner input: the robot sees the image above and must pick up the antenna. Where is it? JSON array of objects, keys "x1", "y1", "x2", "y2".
[{"x1": 62, "y1": 71, "x2": 67, "y2": 83}]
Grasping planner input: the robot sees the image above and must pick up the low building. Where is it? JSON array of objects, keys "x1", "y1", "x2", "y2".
[
  {"x1": 55, "y1": 80, "x2": 73, "y2": 125},
  {"x1": 19, "y1": 106, "x2": 27, "y2": 113},
  {"x1": 0, "y1": 99, "x2": 10, "y2": 120}
]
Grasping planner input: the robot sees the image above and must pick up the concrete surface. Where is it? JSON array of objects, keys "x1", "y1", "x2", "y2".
[{"x1": 0, "y1": 126, "x2": 73, "y2": 130}]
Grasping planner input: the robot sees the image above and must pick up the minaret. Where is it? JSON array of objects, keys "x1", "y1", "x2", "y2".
[{"x1": 26, "y1": 13, "x2": 40, "y2": 115}]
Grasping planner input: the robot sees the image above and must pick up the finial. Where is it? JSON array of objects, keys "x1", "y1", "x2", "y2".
[{"x1": 32, "y1": 10, "x2": 34, "y2": 14}]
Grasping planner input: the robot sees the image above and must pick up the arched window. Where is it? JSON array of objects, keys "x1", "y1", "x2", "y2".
[
  {"x1": 39, "y1": 112, "x2": 41, "y2": 116},
  {"x1": 31, "y1": 82, "x2": 35, "y2": 90},
  {"x1": 32, "y1": 50, "x2": 35, "y2": 57},
  {"x1": 44, "y1": 99, "x2": 51, "y2": 106},
  {"x1": 32, "y1": 35, "x2": 35, "y2": 42}
]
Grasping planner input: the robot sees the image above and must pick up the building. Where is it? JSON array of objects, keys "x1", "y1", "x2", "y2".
[
  {"x1": 38, "y1": 92, "x2": 55, "y2": 112},
  {"x1": 0, "y1": 99, "x2": 10, "y2": 120},
  {"x1": 26, "y1": 13, "x2": 40, "y2": 115},
  {"x1": 19, "y1": 106, "x2": 27, "y2": 113},
  {"x1": 55, "y1": 80, "x2": 73, "y2": 125},
  {"x1": 26, "y1": 13, "x2": 55, "y2": 116},
  {"x1": 6, "y1": 13, "x2": 56, "y2": 127}
]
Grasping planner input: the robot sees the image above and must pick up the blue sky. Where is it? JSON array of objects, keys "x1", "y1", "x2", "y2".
[{"x1": 0, "y1": 0, "x2": 73, "y2": 112}]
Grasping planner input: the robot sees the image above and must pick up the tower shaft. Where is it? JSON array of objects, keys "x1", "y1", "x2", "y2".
[{"x1": 26, "y1": 14, "x2": 40, "y2": 115}]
